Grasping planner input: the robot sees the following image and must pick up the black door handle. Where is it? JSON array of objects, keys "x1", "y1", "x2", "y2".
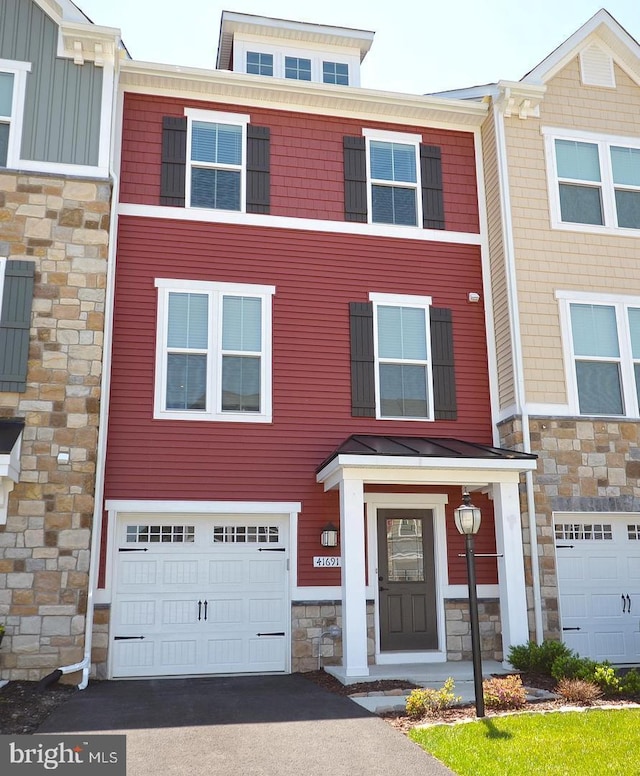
[
  {"x1": 379, "y1": 586, "x2": 389, "y2": 592},
  {"x1": 623, "y1": 594, "x2": 627, "y2": 613},
  {"x1": 203, "y1": 600, "x2": 208, "y2": 621},
  {"x1": 627, "y1": 595, "x2": 631, "y2": 613},
  {"x1": 198, "y1": 600, "x2": 202, "y2": 621}
]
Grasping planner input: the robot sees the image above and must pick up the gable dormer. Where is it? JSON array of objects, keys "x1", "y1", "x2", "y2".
[{"x1": 216, "y1": 11, "x2": 374, "y2": 87}]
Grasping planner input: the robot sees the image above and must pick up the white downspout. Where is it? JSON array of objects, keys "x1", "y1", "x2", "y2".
[
  {"x1": 493, "y1": 100, "x2": 544, "y2": 644},
  {"x1": 53, "y1": 50, "x2": 122, "y2": 689}
]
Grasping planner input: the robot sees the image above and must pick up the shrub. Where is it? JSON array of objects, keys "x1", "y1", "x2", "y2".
[
  {"x1": 551, "y1": 655, "x2": 596, "y2": 682},
  {"x1": 508, "y1": 640, "x2": 574, "y2": 676},
  {"x1": 555, "y1": 678, "x2": 602, "y2": 705},
  {"x1": 405, "y1": 678, "x2": 461, "y2": 718},
  {"x1": 593, "y1": 664, "x2": 621, "y2": 696},
  {"x1": 483, "y1": 675, "x2": 527, "y2": 710},
  {"x1": 621, "y1": 669, "x2": 640, "y2": 698}
]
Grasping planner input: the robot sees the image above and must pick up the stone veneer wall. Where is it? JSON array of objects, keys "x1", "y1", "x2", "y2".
[
  {"x1": 444, "y1": 599, "x2": 502, "y2": 661},
  {"x1": 0, "y1": 171, "x2": 109, "y2": 681},
  {"x1": 498, "y1": 415, "x2": 640, "y2": 642},
  {"x1": 292, "y1": 600, "x2": 504, "y2": 671}
]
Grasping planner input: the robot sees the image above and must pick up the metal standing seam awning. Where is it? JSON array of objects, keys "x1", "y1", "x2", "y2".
[
  {"x1": 0, "y1": 418, "x2": 25, "y2": 525},
  {"x1": 316, "y1": 434, "x2": 537, "y2": 489}
]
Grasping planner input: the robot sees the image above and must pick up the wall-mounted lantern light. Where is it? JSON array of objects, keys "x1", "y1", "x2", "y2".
[{"x1": 320, "y1": 522, "x2": 339, "y2": 548}]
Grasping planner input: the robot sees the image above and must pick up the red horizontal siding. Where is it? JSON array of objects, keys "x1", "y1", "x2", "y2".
[
  {"x1": 119, "y1": 93, "x2": 480, "y2": 233},
  {"x1": 105, "y1": 217, "x2": 493, "y2": 585}
]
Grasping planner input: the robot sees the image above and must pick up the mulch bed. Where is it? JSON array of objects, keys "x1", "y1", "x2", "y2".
[{"x1": 0, "y1": 681, "x2": 76, "y2": 734}]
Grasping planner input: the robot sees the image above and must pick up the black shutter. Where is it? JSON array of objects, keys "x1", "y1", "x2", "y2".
[
  {"x1": 343, "y1": 136, "x2": 367, "y2": 222},
  {"x1": 350, "y1": 302, "x2": 376, "y2": 417},
  {"x1": 0, "y1": 261, "x2": 35, "y2": 392},
  {"x1": 430, "y1": 307, "x2": 457, "y2": 420},
  {"x1": 160, "y1": 116, "x2": 187, "y2": 206},
  {"x1": 246, "y1": 125, "x2": 270, "y2": 214},
  {"x1": 420, "y1": 145, "x2": 445, "y2": 230}
]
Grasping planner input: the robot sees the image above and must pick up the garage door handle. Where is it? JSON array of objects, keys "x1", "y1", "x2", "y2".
[
  {"x1": 627, "y1": 595, "x2": 632, "y2": 613},
  {"x1": 562, "y1": 627, "x2": 581, "y2": 631},
  {"x1": 198, "y1": 600, "x2": 202, "y2": 621},
  {"x1": 623, "y1": 594, "x2": 627, "y2": 613},
  {"x1": 257, "y1": 632, "x2": 285, "y2": 637},
  {"x1": 203, "y1": 600, "x2": 208, "y2": 621}
]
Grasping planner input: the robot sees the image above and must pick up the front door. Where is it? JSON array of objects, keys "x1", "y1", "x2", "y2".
[{"x1": 377, "y1": 509, "x2": 437, "y2": 651}]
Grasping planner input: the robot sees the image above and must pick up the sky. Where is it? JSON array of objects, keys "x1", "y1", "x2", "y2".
[{"x1": 76, "y1": 0, "x2": 639, "y2": 95}]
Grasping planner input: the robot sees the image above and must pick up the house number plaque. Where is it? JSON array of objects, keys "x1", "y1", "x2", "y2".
[{"x1": 313, "y1": 556, "x2": 342, "y2": 567}]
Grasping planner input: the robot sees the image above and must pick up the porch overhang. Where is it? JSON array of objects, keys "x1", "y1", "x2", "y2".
[
  {"x1": 0, "y1": 419, "x2": 25, "y2": 525},
  {"x1": 316, "y1": 435, "x2": 537, "y2": 490}
]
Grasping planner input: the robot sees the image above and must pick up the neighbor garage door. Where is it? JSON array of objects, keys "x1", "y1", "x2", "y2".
[
  {"x1": 111, "y1": 514, "x2": 289, "y2": 678},
  {"x1": 555, "y1": 516, "x2": 640, "y2": 663}
]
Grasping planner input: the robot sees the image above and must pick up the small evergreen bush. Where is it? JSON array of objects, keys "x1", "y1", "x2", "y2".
[
  {"x1": 482, "y1": 675, "x2": 527, "y2": 710},
  {"x1": 555, "y1": 678, "x2": 602, "y2": 705},
  {"x1": 405, "y1": 678, "x2": 461, "y2": 718},
  {"x1": 508, "y1": 640, "x2": 574, "y2": 676},
  {"x1": 593, "y1": 664, "x2": 621, "y2": 696},
  {"x1": 620, "y1": 669, "x2": 640, "y2": 698},
  {"x1": 551, "y1": 655, "x2": 596, "y2": 682}
]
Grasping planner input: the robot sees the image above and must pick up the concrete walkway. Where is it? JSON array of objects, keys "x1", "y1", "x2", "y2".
[{"x1": 37, "y1": 674, "x2": 454, "y2": 776}]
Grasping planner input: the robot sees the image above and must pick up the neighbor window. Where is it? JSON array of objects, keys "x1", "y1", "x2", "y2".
[
  {"x1": 285, "y1": 57, "x2": 311, "y2": 81},
  {"x1": 364, "y1": 130, "x2": 421, "y2": 227},
  {"x1": 155, "y1": 279, "x2": 274, "y2": 422},
  {"x1": 246, "y1": 52, "x2": 273, "y2": 76},
  {"x1": 547, "y1": 130, "x2": 640, "y2": 232},
  {"x1": 371, "y1": 293, "x2": 433, "y2": 419},
  {"x1": 559, "y1": 293, "x2": 640, "y2": 417},
  {"x1": 0, "y1": 62, "x2": 30, "y2": 169},
  {"x1": 185, "y1": 109, "x2": 249, "y2": 212},
  {"x1": 323, "y1": 61, "x2": 349, "y2": 85}
]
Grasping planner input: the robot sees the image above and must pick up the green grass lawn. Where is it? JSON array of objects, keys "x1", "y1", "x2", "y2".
[{"x1": 409, "y1": 708, "x2": 640, "y2": 775}]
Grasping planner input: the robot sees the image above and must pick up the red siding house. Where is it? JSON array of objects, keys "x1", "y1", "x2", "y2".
[{"x1": 95, "y1": 12, "x2": 536, "y2": 680}]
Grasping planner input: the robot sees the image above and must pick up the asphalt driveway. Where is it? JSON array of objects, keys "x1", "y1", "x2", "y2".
[{"x1": 37, "y1": 674, "x2": 453, "y2": 775}]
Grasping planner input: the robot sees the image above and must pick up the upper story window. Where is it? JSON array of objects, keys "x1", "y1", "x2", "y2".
[
  {"x1": 185, "y1": 109, "x2": 249, "y2": 212},
  {"x1": 364, "y1": 130, "x2": 422, "y2": 227},
  {"x1": 285, "y1": 56, "x2": 311, "y2": 81},
  {"x1": 0, "y1": 60, "x2": 31, "y2": 169},
  {"x1": 323, "y1": 61, "x2": 349, "y2": 85},
  {"x1": 545, "y1": 128, "x2": 640, "y2": 234},
  {"x1": 246, "y1": 51, "x2": 273, "y2": 76},
  {"x1": 155, "y1": 279, "x2": 274, "y2": 423},
  {"x1": 558, "y1": 291, "x2": 640, "y2": 417},
  {"x1": 371, "y1": 293, "x2": 433, "y2": 420}
]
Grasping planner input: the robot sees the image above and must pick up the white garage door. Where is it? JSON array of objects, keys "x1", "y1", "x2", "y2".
[
  {"x1": 111, "y1": 514, "x2": 289, "y2": 678},
  {"x1": 555, "y1": 517, "x2": 640, "y2": 663}
]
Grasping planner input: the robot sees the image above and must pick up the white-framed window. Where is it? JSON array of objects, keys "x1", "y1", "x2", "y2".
[
  {"x1": 322, "y1": 61, "x2": 349, "y2": 85},
  {"x1": 154, "y1": 279, "x2": 275, "y2": 422},
  {"x1": 246, "y1": 51, "x2": 273, "y2": 76},
  {"x1": 232, "y1": 39, "x2": 359, "y2": 85},
  {"x1": 557, "y1": 291, "x2": 640, "y2": 417},
  {"x1": 184, "y1": 108, "x2": 250, "y2": 212},
  {"x1": 544, "y1": 127, "x2": 640, "y2": 234},
  {"x1": 370, "y1": 292, "x2": 433, "y2": 420},
  {"x1": 285, "y1": 56, "x2": 311, "y2": 81},
  {"x1": 363, "y1": 129, "x2": 422, "y2": 228},
  {"x1": 0, "y1": 60, "x2": 31, "y2": 169}
]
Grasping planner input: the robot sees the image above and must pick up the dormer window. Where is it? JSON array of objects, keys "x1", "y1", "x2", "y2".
[
  {"x1": 246, "y1": 52, "x2": 273, "y2": 76},
  {"x1": 218, "y1": 12, "x2": 373, "y2": 89},
  {"x1": 285, "y1": 57, "x2": 311, "y2": 81},
  {"x1": 323, "y1": 61, "x2": 349, "y2": 85}
]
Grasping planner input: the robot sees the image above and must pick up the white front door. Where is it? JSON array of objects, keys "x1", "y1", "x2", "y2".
[
  {"x1": 111, "y1": 514, "x2": 289, "y2": 678},
  {"x1": 555, "y1": 516, "x2": 640, "y2": 663}
]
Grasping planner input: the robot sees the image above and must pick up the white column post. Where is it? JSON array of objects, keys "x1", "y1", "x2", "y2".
[
  {"x1": 339, "y1": 475, "x2": 369, "y2": 677},
  {"x1": 492, "y1": 480, "x2": 529, "y2": 661}
]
